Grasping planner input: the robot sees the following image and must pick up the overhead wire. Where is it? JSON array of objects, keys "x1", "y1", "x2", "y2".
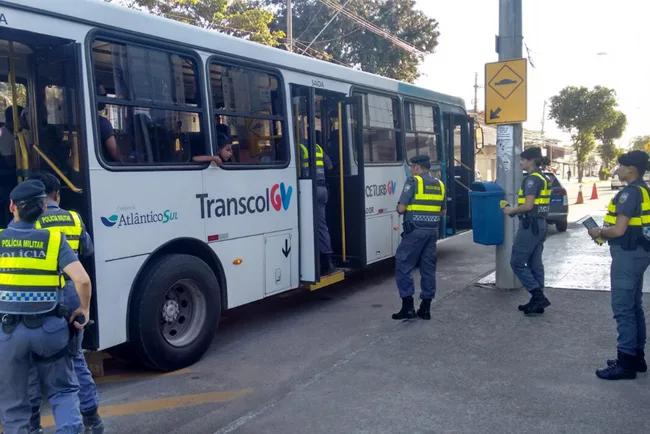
[
  {"x1": 317, "y1": 0, "x2": 423, "y2": 55},
  {"x1": 300, "y1": 4, "x2": 394, "y2": 45}
]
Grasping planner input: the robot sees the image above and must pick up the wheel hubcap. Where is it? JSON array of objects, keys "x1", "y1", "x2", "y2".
[
  {"x1": 159, "y1": 279, "x2": 207, "y2": 348},
  {"x1": 162, "y1": 300, "x2": 180, "y2": 323}
]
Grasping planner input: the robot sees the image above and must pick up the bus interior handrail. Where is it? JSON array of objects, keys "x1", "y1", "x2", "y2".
[{"x1": 32, "y1": 144, "x2": 83, "y2": 193}]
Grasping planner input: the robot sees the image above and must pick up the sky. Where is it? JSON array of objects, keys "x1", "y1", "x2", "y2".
[{"x1": 413, "y1": 0, "x2": 649, "y2": 148}]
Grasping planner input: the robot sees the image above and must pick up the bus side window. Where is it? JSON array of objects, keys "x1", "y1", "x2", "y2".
[
  {"x1": 209, "y1": 62, "x2": 287, "y2": 167},
  {"x1": 91, "y1": 39, "x2": 206, "y2": 166},
  {"x1": 354, "y1": 92, "x2": 402, "y2": 165},
  {"x1": 404, "y1": 102, "x2": 441, "y2": 164}
]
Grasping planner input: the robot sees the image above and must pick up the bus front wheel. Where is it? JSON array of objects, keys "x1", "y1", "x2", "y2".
[{"x1": 130, "y1": 253, "x2": 221, "y2": 371}]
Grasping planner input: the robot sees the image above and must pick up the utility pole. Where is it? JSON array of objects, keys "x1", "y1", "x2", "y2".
[
  {"x1": 495, "y1": 0, "x2": 523, "y2": 290},
  {"x1": 287, "y1": 0, "x2": 293, "y2": 52},
  {"x1": 541, "y1": 100, "x2": 546, "y2": 137},
  {"x1": 541, "y1": 100, "x2": 550, "y2": 165},
  {"x1": 473, "y1": 72, "x2": 479, "y2": 113}
]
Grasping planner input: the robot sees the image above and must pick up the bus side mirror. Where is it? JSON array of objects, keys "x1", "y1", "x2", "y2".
[{"x1": 475, "y1": 125, "x2": 484, "y2": 150}]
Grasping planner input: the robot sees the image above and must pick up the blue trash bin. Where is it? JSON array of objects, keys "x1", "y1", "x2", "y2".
[{"x1": 470, "y1": 182, "x2": 505, "y2": 245}]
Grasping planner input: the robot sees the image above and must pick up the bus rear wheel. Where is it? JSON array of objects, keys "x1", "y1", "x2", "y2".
[{"x1": 130, "y1": 254, "x2": 221, "y2": 371}]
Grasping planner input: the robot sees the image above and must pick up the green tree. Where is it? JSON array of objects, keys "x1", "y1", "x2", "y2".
[
  {"x1": 257, "y1": 0, "x2": 440, "y2": 83},
  {"x1": 548, "y1": 85, "x2": 619, "y2": 182},
  {"x1": 595, "y1": 110, "x2": 627, "y2": 169},
  {"x1": 631, "y1": 135, "x2": 650, "y2": 153},
  {"x1": 107, "y1": 0, "x2": 285, "y2": 47},
  {"x1": 0, "y1": 82, "x2": 27, "y2": 118}
]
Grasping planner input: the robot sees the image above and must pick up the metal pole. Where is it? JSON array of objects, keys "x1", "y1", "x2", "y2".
[
  {"x1": 495, "y1": 0, "x2": 523, "y2": 290},
  {"x1": 474, "y1": 72, "x2": 478, "y2": 113},
  {"x1": 287, "y1": 0, "x2": 293, "y2": 52}
]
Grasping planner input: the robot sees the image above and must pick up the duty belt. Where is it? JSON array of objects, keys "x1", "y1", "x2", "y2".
[
  {"x1": 1, "y1": 305, "x2": 87, "y2": 364},
  {"x1": 1, "y1": 308, "x2": 60, "y2": 331}
]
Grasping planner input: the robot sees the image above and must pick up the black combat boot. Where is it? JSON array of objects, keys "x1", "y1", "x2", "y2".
[
  {"x1": 392, "y1": 296, "x2": 416, "y2": 320},
  {"x1": 29, "y1": 406, "x2": 43, "y2": 434},
  {"x1": 320, "y1": 254, "x2": 335, "y2": 276},
  {"x1": 522, "y1": 288, "x2": 550, "y2": 315},
  {"x1": 416, "y1": 299, "x2": 432, "y2": 320},
  {"x1": 596, "y1": 351, "x2": 637, "y2": 380},
  {"x1": 81, "y1": 406, "x2": 105, "y2": 434},
  {"x1": 517, "y1": 294, "x2": 533, "y2": 312},
  {"x1": 607, "y1": 348, "x2": 648, "y2": 373},
  {"x1": 518, "y1": 287, "x2": 545, "y2": 312}
]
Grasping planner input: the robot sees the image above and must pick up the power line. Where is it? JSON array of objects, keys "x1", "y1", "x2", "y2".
[
  {"x1": 291, "y1": 39, "x2": 349, "y2": 66},
  {"x1": 317, "y1": 0, "x2": 423, "y2": 56},
  {"x1": 295, "y1": 1, "x2": 327, "y2": 41},
  {"x1": 299, "y1": 5, "x2": 394, "y2": 45},
  {"x1": 302, "y1": 0, "x2": 352, "y2": 55}
]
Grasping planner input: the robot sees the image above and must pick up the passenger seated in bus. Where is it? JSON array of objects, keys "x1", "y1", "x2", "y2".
[
  {"x1": 215, "y1": 133, "x2": 233, "y2": 163},
  {"x1": 190, "y1": 132, "x2": 231, "y2": 166},
  {"x1": 97, "y1": 83, "x2": 120, "y2": 162}
]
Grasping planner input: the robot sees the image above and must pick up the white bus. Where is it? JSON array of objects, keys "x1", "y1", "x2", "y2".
[{"x1": 0, "y1": 0, "x2": 482, "y2": 371}]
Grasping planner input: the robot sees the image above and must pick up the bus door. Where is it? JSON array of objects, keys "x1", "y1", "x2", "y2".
[
  {"x1": 444, "y1": 112, "x2": 474, "y2": 235},
  {"x1": 290, "y1": 85, "x2": 365, "y2": 285},
  {"x1": 0, "y1": 28, "x2": 94, "y2": 343}
]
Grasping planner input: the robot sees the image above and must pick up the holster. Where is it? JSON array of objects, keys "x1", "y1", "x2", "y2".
[
  {"x1": 521, "y1": 214, "x2": 531, "y2": 230},
  {"x1": 402, "y1": 220, "x2": 415, "y2": 235},
  {"x1": 531, "y1": 217, "x2": 540, "y2": 236}
]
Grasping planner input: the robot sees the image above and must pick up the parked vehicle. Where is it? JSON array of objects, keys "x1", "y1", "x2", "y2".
[
  {"x1": 611, "y1": 167, "x2": 624, "y2": 190},
  {"x1": 611, "y1": 166, "x2": 650, "y2": 189},
  {"x1": 543, "y1": 171, "x2": 569, "y2": 232},
  {"x1": 523, "y1": 170, "x2": 569, "y2": 232}
]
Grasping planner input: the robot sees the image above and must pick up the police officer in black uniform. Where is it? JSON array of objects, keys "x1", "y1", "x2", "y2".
[
  {"x1": 589, "y1": 150, "x2": 650, "y2": 380},
  {"x1": 502, "y1": 147, "x2": 552, "y2": 315},
  {"x1": 392, "y1": 155, "x2": 446, "y2": 320}
]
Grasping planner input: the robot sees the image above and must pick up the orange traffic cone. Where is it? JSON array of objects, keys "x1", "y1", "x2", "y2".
[
  {"x1": 590, "y1": 182, "x2": 598, "y2": 200},
  {"x1": 576, "y1": 185, "x2": 584, "y2": 204}
]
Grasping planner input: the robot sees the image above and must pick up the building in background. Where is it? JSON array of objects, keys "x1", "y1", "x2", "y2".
[{"x1": 467, "y1": 111, "x2": 578, "y2": 181}]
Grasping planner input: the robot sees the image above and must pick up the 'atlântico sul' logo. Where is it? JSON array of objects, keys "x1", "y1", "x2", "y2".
[
  {"x1": 101, "y1": 209, "x2": 179, "y2": 228},
  {"x1": 101, "y1": 215, "x2": 118, "y2": 227}
]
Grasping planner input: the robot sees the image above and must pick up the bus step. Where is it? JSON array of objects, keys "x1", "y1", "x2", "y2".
[
  {"x1": 84, "y1": 351, "x2": 110, "y2": 377},
  {"x1": 307, "y1": 269, "x2": 345, "y2": 291}
]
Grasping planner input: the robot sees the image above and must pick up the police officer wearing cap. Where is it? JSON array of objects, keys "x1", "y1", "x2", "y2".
[
  {"x1": 392, "y1": 155, "x2": 446, "y2": 320},
  {"x1": 300, "y1": 131, "x2": 335, "y2": 275},
  {"x1": 24, "y1": 172, "x2": 104, "y2": 433},
  {"x1": 0, "y1": 180, "x2": 91, "y2": 434},
  {"x1": 502, "y1": 147, "x2": 552, "y2": 315},
  {"x1": 588, "y1": 150, "x2": 650, "y2": 380}
]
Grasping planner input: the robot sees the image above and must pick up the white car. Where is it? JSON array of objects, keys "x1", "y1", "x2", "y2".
[
  {"x1": 611, "y1": 170, "x2": 650, "y2": 189},
  {"x1": 611, "y1": 173, "x2": 624, "y2": 190}
]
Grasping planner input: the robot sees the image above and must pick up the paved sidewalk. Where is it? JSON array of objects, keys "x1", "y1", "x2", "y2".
[{"x1": 478, "y1": 210, "x2": 650, "y2": 293}]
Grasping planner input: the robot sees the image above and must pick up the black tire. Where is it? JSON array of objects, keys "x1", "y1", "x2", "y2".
[
  {"x1": 129, "y1": 254, "x2": 221, "y2": 371},
  {"x1": 556, "y1": 218, "x2": 568, "y2": 232}
]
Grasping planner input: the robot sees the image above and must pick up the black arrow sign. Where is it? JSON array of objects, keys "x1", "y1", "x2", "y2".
[
  {"x1": 490, "y1": 108, "x2": 502, "y2": 119},
  {"x1": 282, "y1": 239, "x2": 291, "y2": 258}
]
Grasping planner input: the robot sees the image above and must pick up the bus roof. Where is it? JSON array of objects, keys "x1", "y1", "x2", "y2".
[{"x1": 8, "y1": 0, "x2": 466, "y2": 110}]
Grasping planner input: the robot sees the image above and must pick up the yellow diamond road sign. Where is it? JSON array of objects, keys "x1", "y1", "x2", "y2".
[{"x1": 484, "y1": 58, "x2": 527, "y2": 125}]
